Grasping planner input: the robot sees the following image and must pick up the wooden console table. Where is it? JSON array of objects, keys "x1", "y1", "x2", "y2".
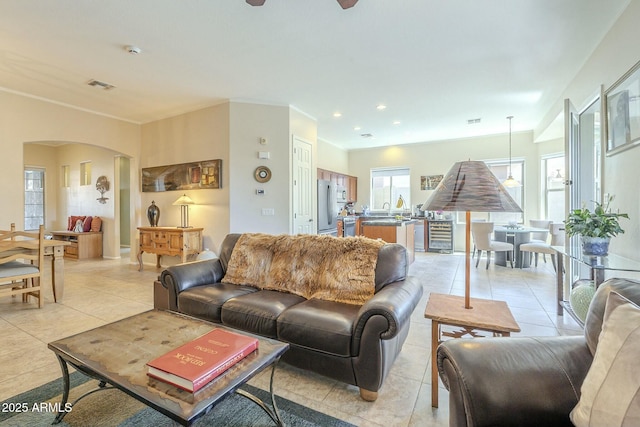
[
  {"x1": 424, "y1": 293, "x2": 520, "y2": 408},
  {"x1": 137, "y1": 227, "x2": 203, "y2": 271}
]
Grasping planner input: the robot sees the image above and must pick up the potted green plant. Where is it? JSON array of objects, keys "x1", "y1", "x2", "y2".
[{"x1": 564, "y1": 196, "x2": 629, "y2": 256}]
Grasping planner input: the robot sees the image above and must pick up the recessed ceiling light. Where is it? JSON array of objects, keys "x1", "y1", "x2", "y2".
[
  {"x1": 353, "y1": 126, "x2": 361, "y2": 131},
  {"x1": 87, "y1": 79, "x2": 116, "y2": 91},
  {"x1": 376, "y1": 104, "x2": 387, "y2": 111},
  {"x1": 333, "y1": 112, "x2": 342, "y2": 118},
  {"x1": 393, "y1": 120, "x2": 401, "y2": 125}
]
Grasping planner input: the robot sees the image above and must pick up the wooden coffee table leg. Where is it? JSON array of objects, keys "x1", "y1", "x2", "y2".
[{"x1": 431, "y1": 319, "x2": 439, "y2": 408}]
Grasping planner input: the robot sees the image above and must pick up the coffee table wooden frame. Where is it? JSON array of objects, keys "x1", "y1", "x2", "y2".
[{"x1": 48, "y1": 310, "x2": 289, "y2": 426}]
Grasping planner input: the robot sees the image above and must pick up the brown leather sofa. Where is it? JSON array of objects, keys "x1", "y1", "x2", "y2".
[
  {"x1": 437, "y1": 277, "x2": 640, "y2": 427},
  {"x1": 160, "y1": 233, "x2": 423, "y2": 401}
]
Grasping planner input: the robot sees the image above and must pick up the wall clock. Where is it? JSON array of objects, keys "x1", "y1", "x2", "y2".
[{"x1": 254, "y1": 166, "x2": 272, "y2": 183}]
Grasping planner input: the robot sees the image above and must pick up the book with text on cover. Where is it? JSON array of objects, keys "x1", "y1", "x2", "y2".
[{"x1": 146, "y1": 328, "x2": 259, "y2": 392}]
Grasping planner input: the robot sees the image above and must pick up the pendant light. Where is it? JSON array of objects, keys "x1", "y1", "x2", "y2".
[{"x1": 502, "y1": 115, "x2": 521, "y2": 188}]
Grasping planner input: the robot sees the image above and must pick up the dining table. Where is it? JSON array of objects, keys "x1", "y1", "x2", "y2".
[
  {"x1": 493, "y1": 226, "x2": 549, "y2": 268},
  {"x1": 43, "y1": 238, "x2": 70, "y2": 302}
]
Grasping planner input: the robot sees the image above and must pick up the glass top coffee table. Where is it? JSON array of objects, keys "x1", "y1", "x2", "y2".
[{"x1": 48, "y1": 310, "x2": 289, "y2": 426}]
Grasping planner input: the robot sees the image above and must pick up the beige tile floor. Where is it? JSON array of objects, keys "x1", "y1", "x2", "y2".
[{"x1": 0, "y1": 249, "x2": 583, "y2": 426}]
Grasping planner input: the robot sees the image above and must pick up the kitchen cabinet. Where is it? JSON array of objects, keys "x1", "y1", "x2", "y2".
[
  {"x1": 137, "y1": 226, "x2": 203, "y2": 271},
  {"x1": 361, "y1": 220, "x2": 415, "y2": 264},
  {"x1": 347, "y1": 175, "x2": 358, "y2": 203},
  {"x1": 318, "y1": 168, "x2": 358, "y2": 204}
]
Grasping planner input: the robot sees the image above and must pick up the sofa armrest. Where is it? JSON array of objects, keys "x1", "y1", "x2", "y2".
[
  {"x1": 437, "y1": 336, "x2": 592, "y2": 427},
  {"x1": 353, "y1": 277, "x2": 423, "y2": 347},
  {"x1": 160, "y1": 259, "x2": 224, "y2": 311}
]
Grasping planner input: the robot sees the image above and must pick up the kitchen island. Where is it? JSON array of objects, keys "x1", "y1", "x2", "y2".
[{"x1": 359, "y1": 218, "x2": 416, "y2": 264}]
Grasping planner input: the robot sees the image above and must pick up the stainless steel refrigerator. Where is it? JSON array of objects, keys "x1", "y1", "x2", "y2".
[{"x1": 317, "y1": 179, "x2": 338, "y2": 235}]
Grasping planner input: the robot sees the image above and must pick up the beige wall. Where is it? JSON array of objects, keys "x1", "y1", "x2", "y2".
[
  {"x1": 2, "y1": 90, "x2": 139, "y2": 260},
  {"x1": 317, "y1": 139, "x2": 349, "y2": 174},
  {"x1": 140, "y1": 103, "x2": 231, "y2": 259}
]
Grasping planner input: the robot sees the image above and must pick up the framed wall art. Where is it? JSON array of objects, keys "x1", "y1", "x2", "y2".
[
  {"x1": 142, "y1": 159, "x2": 222, "y2": 192},
  {"x1": 421, "y1": 174, "x2": 443, "y2": 190},
  {"x1": 605, "y1": 60, "x2": 640, "y2": 156}
]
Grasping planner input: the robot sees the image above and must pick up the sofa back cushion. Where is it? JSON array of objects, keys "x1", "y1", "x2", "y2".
[
  {"x1": 584, "y1": 277, "x2": 640, "y2": 356},
  {"x1": 222, "y1": 233, "x2": 385, "y2": 305}
]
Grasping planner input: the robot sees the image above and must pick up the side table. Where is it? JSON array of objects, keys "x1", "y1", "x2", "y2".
[
  {"x1": 424, "y1": 293, "x2": 520, "y2": 408},
  {"x1": 137, "y1": 227, "x2": 203, "y2": 271}
]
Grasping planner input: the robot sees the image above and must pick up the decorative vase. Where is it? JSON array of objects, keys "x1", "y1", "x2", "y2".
[
  {"x1": 581, "y1": 236, "x2": 610, "y2": 256},
  {"x1": 569, "y1": 279, "x2": 596, "y2": 323},
  {"x1": 147, "y1": 201, "x2": 160, "y2": 227}
]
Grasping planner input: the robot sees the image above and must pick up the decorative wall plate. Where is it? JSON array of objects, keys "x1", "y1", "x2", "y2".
[{"x1": 254, "y1": 166, "x2": 272, "y2": 183}]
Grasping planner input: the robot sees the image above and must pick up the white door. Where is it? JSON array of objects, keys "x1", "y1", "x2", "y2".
[{"x1": 292, "y1": 136, "x2": 313, "y2": 234}]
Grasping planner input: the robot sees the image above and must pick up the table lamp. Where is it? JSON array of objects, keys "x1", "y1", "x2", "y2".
[
  {"x1": 421, "y1": 160, "x2": 522, "y2": 309},
  {"x1": 173, "y1": 194, "x2": 195, "y2": 228}
]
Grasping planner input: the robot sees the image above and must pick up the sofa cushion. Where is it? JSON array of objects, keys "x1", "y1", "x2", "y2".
[
  {"x1": 178, "y1": 283, "x2": 257, "y2": 323},
  {"x1": 277, "y1": 299, "x2": 360, "y2": 357},
  {"x1": 222, "y1": 233, "x2": 384, "y2": 305},
  {"x1": 570, "y1": 291, "x2": 640, "y2": 427},
  {"x1": 221, "y1": 290, "x2": 305, "y2": 338}
]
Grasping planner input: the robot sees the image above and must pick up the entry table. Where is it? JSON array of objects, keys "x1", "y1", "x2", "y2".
[
  {"x1": 137, "y1": 227, "x2": 203, "y2": 271},
  {"x1": 424, "y1": 293, "x2": 520, "y2": 407}
]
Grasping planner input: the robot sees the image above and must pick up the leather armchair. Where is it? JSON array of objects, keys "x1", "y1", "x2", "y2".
[{"x1": 437, "y1": 278, "x2": 640, "y2": 427}]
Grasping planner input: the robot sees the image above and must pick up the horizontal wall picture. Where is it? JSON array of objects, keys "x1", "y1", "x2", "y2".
[
  {"x1": 142, "y1": 159, "x2": 221, "y2": 192},
  {"x1": 421, "y1": 174, "x2": 443, "y2": 190}
]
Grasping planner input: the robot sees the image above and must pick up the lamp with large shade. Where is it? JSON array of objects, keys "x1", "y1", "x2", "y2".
[
  {"x1": 422, "y1": 160, "x2": 522, "y2": 309},
  {"x1": 173, "y1": 194, "x2": 195, "y2": 228}
]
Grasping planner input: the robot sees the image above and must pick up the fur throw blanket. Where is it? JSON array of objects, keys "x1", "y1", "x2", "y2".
[{"x1": 222, "y1": 233, "x2": 385, "y2": 305}]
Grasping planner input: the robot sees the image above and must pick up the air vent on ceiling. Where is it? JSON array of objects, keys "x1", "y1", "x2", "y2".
[
  {"x1": 87, "y1": 79, "x2": 116, "y2": 91},
  {"x1": 360, "y1": 133, "x2": 373, "y2": 138},
  {"x1": 467, "y1": 118, "x2": 481, "y2": 124}
]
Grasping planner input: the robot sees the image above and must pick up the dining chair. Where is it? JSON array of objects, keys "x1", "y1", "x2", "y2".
[
  {"x1": 471, "y1": 219, "x2": 486, "y2": 259},
  {"x1": 519, "y1": 223, "x2": 565, "y2": 271},
  {"x1": 528, "y1": 219, "x2": 552, "y2": 263},
  {"x1": 0, "y1": 224, "x2": 45, "y2": 307},
  {"x1": 471, "y1": 222, "x2": 514, "y2": 269}
]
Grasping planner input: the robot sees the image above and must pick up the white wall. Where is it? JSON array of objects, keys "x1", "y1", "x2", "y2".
[
  {"x1": 229, "y1": 102, "x2": 291, "y2": 236},
  {"x1": 534, "y1": 0, "x2": 640, "y2": 261}
]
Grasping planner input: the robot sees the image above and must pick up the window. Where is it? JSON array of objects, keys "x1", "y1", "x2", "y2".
[
  {"x1": 24, "y1": 168, "x2": 45, "y2": 230},
  {"x1": 487, "y1": 160, "x2": 524, "y2": 224},
  {"x1": 61, "y1": 165, "x2": 70, "y2": 187},
  {"x1": 370, "y1": 167, "x2": 411, "y2": 213},
  {"x1": 80, "y1": 161, "x2": 91, "y2": 186},
  {"x1": 543, "y1": 155, "x2": 565, "y2": 222}
]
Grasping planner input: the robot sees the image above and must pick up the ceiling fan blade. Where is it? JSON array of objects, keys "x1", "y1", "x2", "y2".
[
  {"x1": 246, "y1": 0, "x2": 266, "y2": 5},
  {"x1": 337, "y1": 0, "x2": 358, "y2": 9}
]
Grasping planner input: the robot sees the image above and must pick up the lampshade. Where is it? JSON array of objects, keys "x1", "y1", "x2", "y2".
[
  {"x1": 422, "y1": 161, "x2": 522, "y2": 213},
  {"x1": 423, "y1": 160, "x2": 521, "y2": 310},
  {"x1": 172, "y1": 194, "x2": 194, "y2": 206}
]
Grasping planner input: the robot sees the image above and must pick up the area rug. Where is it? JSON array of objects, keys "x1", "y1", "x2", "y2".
[{"x1": 0, "y1": 372, "x2": 355, "y2": 426}]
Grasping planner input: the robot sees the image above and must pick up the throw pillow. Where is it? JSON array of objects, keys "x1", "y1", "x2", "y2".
[
  {"x1": 82, "y1": 216, "x2": 93, "y2": 232},
  {"x1": 68, "y1": 215, "x2": 85, "y2": 231},
  {"x1": 570, "y1": 291, "x2": 640, "y2": 427},
  {"x1": 72, "y1": 219, "x2": 84, "y2": 233},
  {"x1": 90, "y1": 216, "x2": 102, "y2": 232}
]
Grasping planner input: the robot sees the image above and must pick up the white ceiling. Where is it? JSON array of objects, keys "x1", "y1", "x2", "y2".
[{"x1": 0, "y1": 0, "x2": 630, "y2": 150}]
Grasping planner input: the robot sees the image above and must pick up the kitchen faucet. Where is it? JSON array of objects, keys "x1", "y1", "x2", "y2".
[{"x1": 382, "y1": 202, "x2": 391, "y2": 215}]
